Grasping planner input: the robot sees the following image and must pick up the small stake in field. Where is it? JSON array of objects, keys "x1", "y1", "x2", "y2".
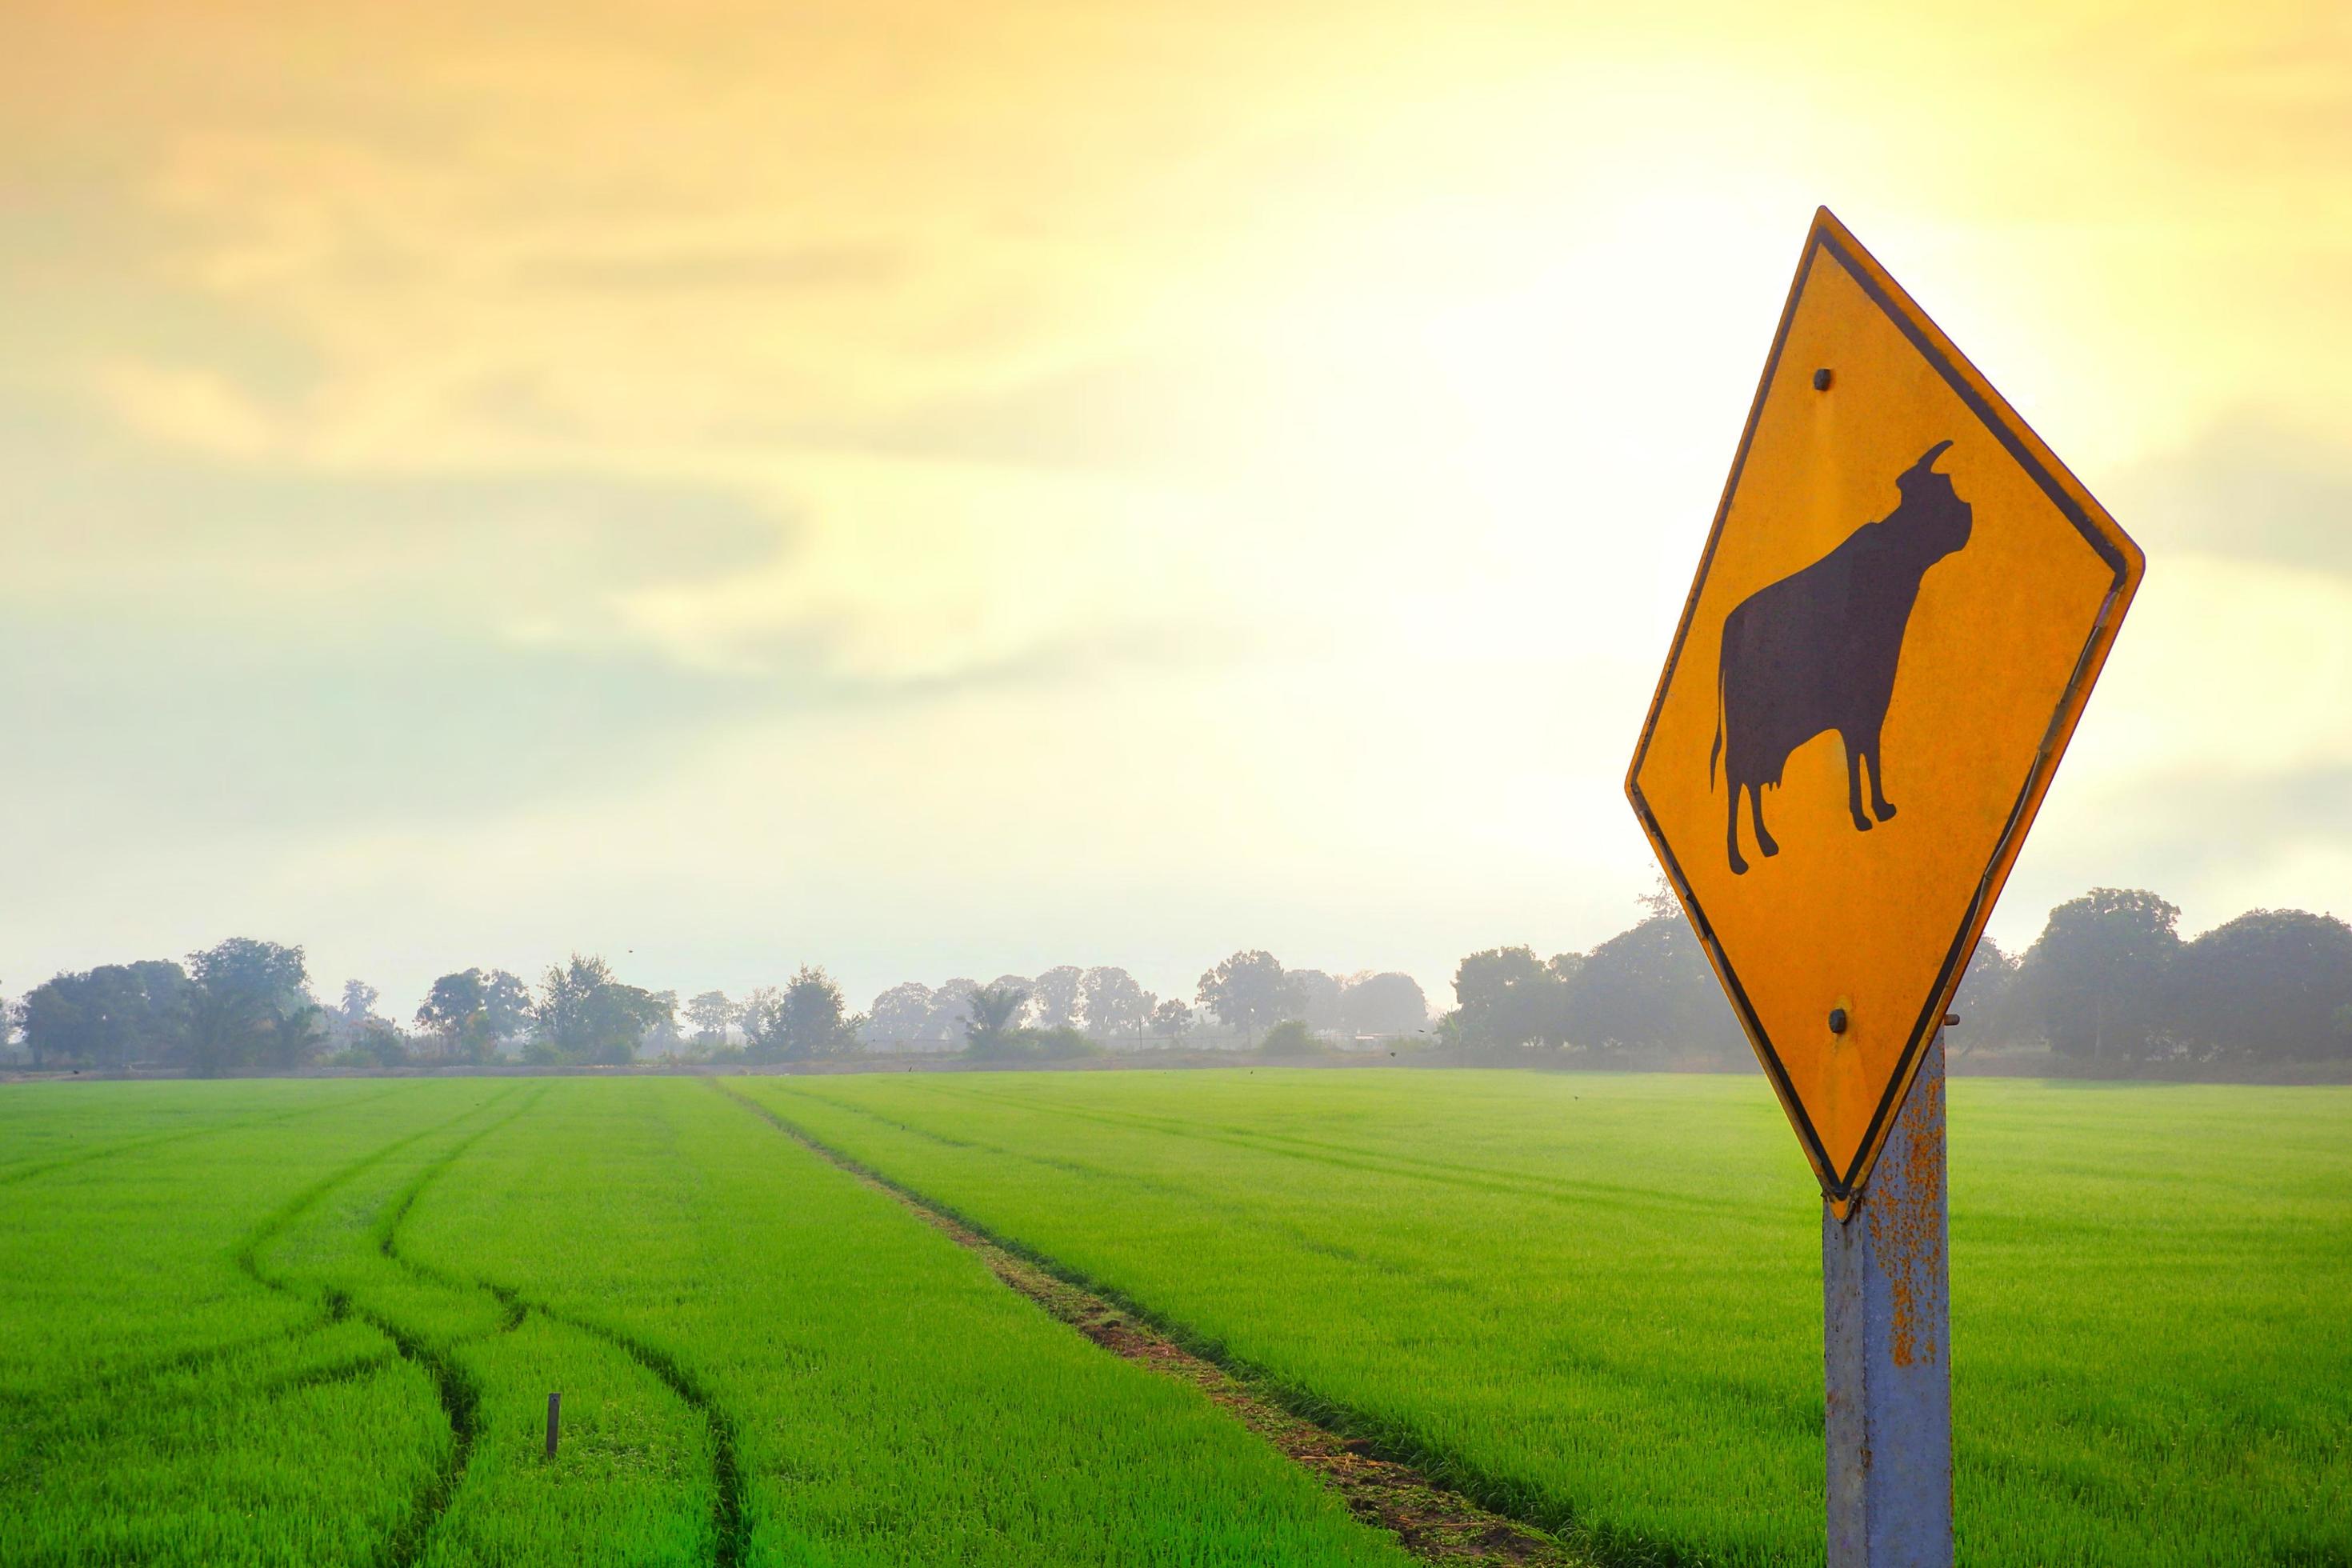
[
  {"x1": 1627, "y1": 208, "x2": 2142, "y2": 1565},
  {"x1": 546, "y1": 1390, "x2": 561, "y2": 1458}
]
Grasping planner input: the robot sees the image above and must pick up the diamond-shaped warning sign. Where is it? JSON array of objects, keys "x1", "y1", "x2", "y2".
[{"x1": 1627, "y1": 209, "x2": 2143, "y2": 1211}]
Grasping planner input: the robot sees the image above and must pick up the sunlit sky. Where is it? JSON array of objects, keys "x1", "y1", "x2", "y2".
[{"x1": 5, "y1": 2, "x2": 2349, "y2": 1018}]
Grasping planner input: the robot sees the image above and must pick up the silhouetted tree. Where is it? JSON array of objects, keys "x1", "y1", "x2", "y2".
[
  {"x1": 738, "y1": 986, "x2": 782, "y2": 1057},
  {"x1": 481, "y1": 970, "x2": 534, "y2": 1043},
  {"x1": 1261, "y1": 1018, "x2": 1318, "y2": 1057},
  {"x1": 418, "y1": 970, "x2": 493, "y2": 1061},
  {"x1": 1027, "y1": 966, "x2": 1083, "y2": 1030},
  {"x1": 1638, "y1": 873, "x2": 1681, "y2": 921},
  {"x1": 2168, "y1": 910, "x2": 2352, "y2": 1062},
  {"x1": 271, "y1": 1004, "x2": 327, "y2": 1072},
  {"x1": 187, "y1": 939, "x2": 314, "y2": 1076},
  {"x1": 29, "y1": 968, "x2": 138, "y2": 1068},
  {"x1": 1289, "y1": 970, "x2": 1345, "y2": 1031},
  {"x1": 1950, "y1": 937, "x2": 2022, "y2": 1050},
  {"x1": 1079, "y1": 966, "x2": 1151, "y2": 1040},
  {"x1": 351, "y1": 1017, "x2": 410, "y2": 1067},
  {"x1": 1338, "y1": 972, "x2": 1430, "y2": 1037},
  {"x1": 686, "y1": 990, "x2": 738, "y2": 1046},
  {"x1": 1452, "y1": 946, "x2": 1570, "y2": 1050},
  {"x1": 1196, "y1": 950, "x2": 1302, "y2": 1046},
  {"x1": 922, "y1": 979, "x2": 979, "y2": 1042},
  {"x1": 744, "y1": 967, "x2": 858, "y2": 1062},
  {"x1": 20, "y1": 962, "x2": 192, "y2": 1070},
  {"x1": 338, "y1": 980, "x2": 380, "y2": 1026},
  {"x1": 1150, "y1": 998, "x2": 1193, "y2": 1044},
  {"x1": 865, "y1": 982, "x2": 932, "y2": 1044},
  {"x1": 642, "y1": 990, "x2": 682, "y2": 1057},
  {"x1": 533, "y1": 954, "x2": 661, "y2": 1066},
  {"x1": 2016, "y1": 889, "x2": 2182, "y2": 1063},
  {"x1": 1566, "y1": 917, "x2": 1740, "y2": 1058},
  {"x1": 965, "y1": 982, "x2": 1030, "y2": 1057}
]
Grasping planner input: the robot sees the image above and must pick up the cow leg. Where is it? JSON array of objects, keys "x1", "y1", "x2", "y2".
[
  {"x1": 1845, "y1": 741, "x2": 1874, "y2": 832},
  {"x1": 1727, "y1": 782, "x2": 1750, "y2": 876},
  {"x1": 1865, "y1": 743, "x2": 1898, "y2": 822},
  {"x1": 1750, "y1": 782, "x2": 1780, "y2": 860}
]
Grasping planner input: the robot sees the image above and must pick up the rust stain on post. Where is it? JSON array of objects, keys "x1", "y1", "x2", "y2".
[
  {"x1": 1867, "y1": 1068, "x2": 1946, "y2": 1367},
  {"x1": 1824, "y1": 1032, "x2": 1952, "y2": 1566}
]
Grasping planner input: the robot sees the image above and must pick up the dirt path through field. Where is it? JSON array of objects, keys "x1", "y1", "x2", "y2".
[{"x1": 714, "y1": 1080, "x2": 1587, "y2": 1568}]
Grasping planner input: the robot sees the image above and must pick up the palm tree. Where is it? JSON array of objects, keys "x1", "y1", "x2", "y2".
[{"x1": 965, "y1": 983, "x2": 1030, "y2": 1054}]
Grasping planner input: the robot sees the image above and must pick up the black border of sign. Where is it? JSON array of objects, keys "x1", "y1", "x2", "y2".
[{"x1": 1624, "y1": 207, "x2": 2141, "y2": 1210}]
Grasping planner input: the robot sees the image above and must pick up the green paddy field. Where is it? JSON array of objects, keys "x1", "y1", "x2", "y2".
[{"x1": 3, "y1": 1070, "x2": 2346, "y2": 1566}]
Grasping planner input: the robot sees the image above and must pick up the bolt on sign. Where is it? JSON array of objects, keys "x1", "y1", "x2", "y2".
[{"x1": 1627, "y1": 208, "x2": 2143, "y2": 1214}]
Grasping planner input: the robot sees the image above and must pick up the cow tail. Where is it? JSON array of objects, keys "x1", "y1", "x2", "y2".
[{"x1": 1709, "y1": 655, "x2": 1725, "y2": 790}]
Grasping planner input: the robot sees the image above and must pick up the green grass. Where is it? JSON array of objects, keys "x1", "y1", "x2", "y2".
[
  {"x1": 2, "y1": 1080, "x2": 497, "y2": 1565},
  {"x1": 738, "y1": 1070, "x2": 2352, "y2": 1566},
  {"x1": 6, "y1": 1070, "x2": 2346, "y2": 1565},
  {"x1": 0, "y1": 1076, "x2": 1418, "y2": 1566}
]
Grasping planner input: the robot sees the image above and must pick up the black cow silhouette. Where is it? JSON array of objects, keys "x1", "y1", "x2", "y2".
[{"x1": 1710, "y1": 441, "x2": 1973, "y2": 875}]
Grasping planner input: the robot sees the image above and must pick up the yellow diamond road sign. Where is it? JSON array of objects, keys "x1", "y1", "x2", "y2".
[{"x1": 1627, "y1": 208, "x2": 2144, "y2": 1212}]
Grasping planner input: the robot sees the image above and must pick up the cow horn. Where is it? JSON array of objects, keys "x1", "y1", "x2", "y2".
[{"x1": 1912, "y1": 439, "x2": 1954, "y2": 474}]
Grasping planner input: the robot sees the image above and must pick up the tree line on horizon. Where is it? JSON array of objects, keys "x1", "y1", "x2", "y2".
[
  {"x1": 0, "y1": 951, "x2": 877, "y2": 1074},
  {"x1": 0, "y1": 946, "x2": 1436, "y2": 1074},
  {"x1": 1446, "y1": 884, "x2": 2352, "y2": 1069},
  {"x1": 852, "y1": 962, "x2": 1433, "y2": 1050},
  {"x1": 6, "y1": 886, "x2": 2346, "y2": 1074}
]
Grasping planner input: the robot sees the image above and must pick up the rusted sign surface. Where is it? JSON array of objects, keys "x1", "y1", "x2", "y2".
[{"x1": 1626, "y1": 208, "x2": 2142, "y2": 1211}]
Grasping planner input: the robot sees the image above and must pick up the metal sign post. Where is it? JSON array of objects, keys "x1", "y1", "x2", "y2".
[{"x1": 1823, "y1": 1032, "x2": 1950, "y2": 1567}]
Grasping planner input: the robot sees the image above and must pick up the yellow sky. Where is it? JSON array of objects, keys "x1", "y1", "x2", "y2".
[{"x1": 3, "y1": 0, "x2": 2349, "y2": 1011}]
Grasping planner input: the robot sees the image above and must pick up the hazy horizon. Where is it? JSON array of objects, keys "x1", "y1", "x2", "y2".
[{"x1": 7, "y1": 2, "x2": 2350, "y2": 1018}]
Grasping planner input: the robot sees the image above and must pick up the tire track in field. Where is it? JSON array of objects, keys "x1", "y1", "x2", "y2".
[
  {"x1": 346, "y1": 1085, "x2": 563, "y2": 1568},
  {"x1": 478, "y1": 1296, "x2": 748, "y2": 1568},
  {"x1": 17, "y1": 1092, "x2": 482, "y2": 1416},
  {"x1": 712, "y1": 1081, "x2": 1587, "y2": 1568},
  {"x1": 382, "y1": 1090, "x2": 748, "y2": 1568},
  {"x1": 234, "y1": 1086, "x2": 532, "y2": 1568}
]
